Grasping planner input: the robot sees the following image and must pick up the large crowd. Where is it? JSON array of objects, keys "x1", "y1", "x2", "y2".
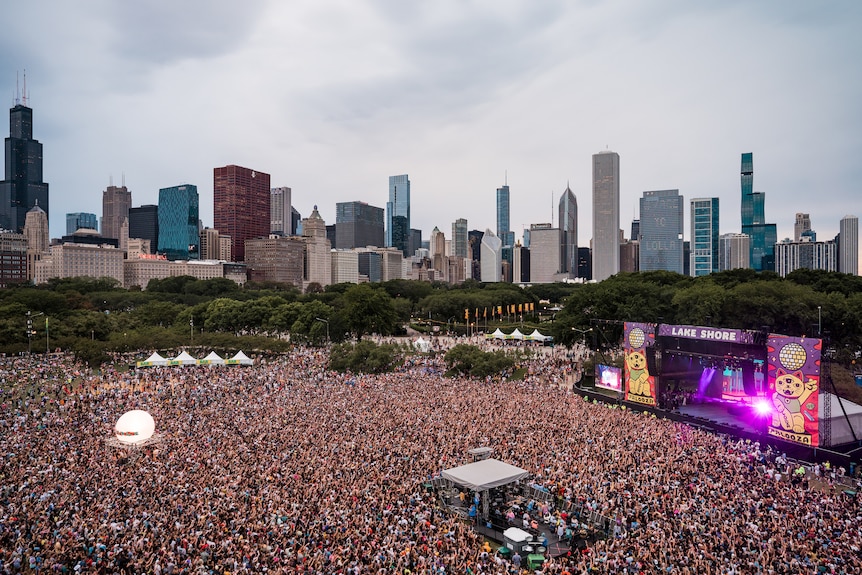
[{"x1": 0, "y1": 343, "x2": 860, "y2": 574}]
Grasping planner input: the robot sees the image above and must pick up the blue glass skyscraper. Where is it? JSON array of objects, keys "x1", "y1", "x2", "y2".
[
  {"x1": 639, "y1": 189, "x2": 684, "y2": 273},
  {"x1": 690, "y1": 198, "x2": 719, "y2": 276},
  {"x1": 158, "y1": 184, "x2": 199, "y2": 260},
  {"x1": 496, "y1": 184, "x2": 514, "y2": 247},
  {"x1": 386, "y1": 174, "x2": 410, "y2": 256},
  {"x1": 740, "y1": 153, "x2": 777, "y2": 271},
  {"x1": 66, "y1": 212, "x2": 98, "y2": 234}
]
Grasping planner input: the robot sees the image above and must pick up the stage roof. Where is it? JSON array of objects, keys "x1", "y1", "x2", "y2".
[{"x1": 441, "y1": 458, "x2": 529, "y2": 491}]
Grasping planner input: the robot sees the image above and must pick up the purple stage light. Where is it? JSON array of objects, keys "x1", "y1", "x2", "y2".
[{"x1": 753, "y1": 399, "x2": 772, "y2": 416}]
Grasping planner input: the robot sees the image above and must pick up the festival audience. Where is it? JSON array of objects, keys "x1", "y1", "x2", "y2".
[{"x1": 0, "y1": 346, "x2": 859, "y2": 574}]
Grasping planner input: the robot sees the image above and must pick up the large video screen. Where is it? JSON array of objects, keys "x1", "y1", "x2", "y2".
[{"x1": 595, "y1": 364, "x2": 622, "y2": 392}]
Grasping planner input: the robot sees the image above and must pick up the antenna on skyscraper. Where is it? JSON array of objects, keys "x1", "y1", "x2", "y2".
[
  {"x1": 109, "y1": 174, "x2": 114, "y2": 187},
  {"x1": 21, "y1": 70, "x2": 28, "y2": 106},
  {"x1": 505, "y1": 170, "x2": 507, "y2": 186},
  {"x1": 122, "y1": 172, "x2": 125, "y2": 187},
  {"x1": 14, "y1": 71, "x2": 19, "y2": 106}
]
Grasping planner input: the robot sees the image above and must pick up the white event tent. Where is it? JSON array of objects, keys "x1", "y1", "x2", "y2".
[
  {"x1": 197, "y1": 351, "x2": 225, "y2": 366},
  {"x1": 170, "y1": 351, "x2": 198, "y2": 366},
  {"x1": 136, "y1": 352, "x2": 169, "y2": 368}
]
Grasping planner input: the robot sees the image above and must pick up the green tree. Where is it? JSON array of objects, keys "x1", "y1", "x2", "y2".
[{"x1": 342, "y1": 284, "x2": 398, "y2": 340}]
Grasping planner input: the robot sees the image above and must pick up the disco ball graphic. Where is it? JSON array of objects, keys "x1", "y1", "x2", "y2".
[
  {"x1": 778, "y1": 343, "x2": 807, "y2": 371},
  {"x1": 628, "y1": 327, "x2": 646, "y2": 349}
]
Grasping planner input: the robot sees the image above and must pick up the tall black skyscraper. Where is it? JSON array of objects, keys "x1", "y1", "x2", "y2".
[
  {"x1": 0, "y1": 85, "x2": 49, "y2": 233},
  {"x1": 129, "y1": 205, "x2": 159, "y2": 253}
]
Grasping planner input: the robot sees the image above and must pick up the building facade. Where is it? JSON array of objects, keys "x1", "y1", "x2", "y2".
[
  {"x1": 23, "y1": 203, "x2": 49, "y2": 281},
  {"x1": 302, "y1": 206, "x2": 331, "y2": 289},
  {"x1": 592, "y1": 151, "x2": 620, "y2": 281},
  {"x1": 719, "y1": 233, "x2": 750, "y2": 271},
  {"x1": 0, "y1": 96, "x2": 49, "y2": 233},
  {"x1": 451, "y1": 218, "x2": 468, "y2": 259},
  {"x1": 129, "y1": 205, "x2": 158, "y2": 253},
  {"x1": 386, "y1": 174, "x2": 410, "y2": 256},
  {"x1": 244, "y1": 236, "x2": 305, "y2": 287},
  {"x1": 639, "y1": 189, "x2": 684, "y2": 273},
  {"x1": 331, "y1": 249, "x2": 360, "y2": 284},
  {"x1": 480, "y1": 229, "x2": 502, "y2": 282},
  {"x1": 690, "y1": 197, "x2": 720, "y2": 277},
  {"x1": 270, "y1": 186, "x2": 292, "y2": 235},
  {"x1": 158, "y1": 184, "x2": 199, "y2": 260},
  {"x1": 335, "y1": 201, "x2": 384, "y2": 249},
  {"x1": 558, "y1": 186, "x2": 577, "y2": 276},
  {"x1": 66, "y1": 212, "x2": 98, "y2": 234},
  {"x1": 496, "y1": 184, "x2": 514, "y2": 248},
  {"x1": 528, "y1": 224, "x2": 561, "y2": 283},
  {"x1": 34, "y1": 243, "x2": 124, "y2": 286},
  {"x1": 214, "y1": 165, "x2": 271, "y2": 262},
  {"x1": 0, "y1": 231, "x2": 27, "y2": 286},
  {"x1": 775, "y1": 238, "x2": 837, "y2": 277},
  {"x1": 839, "y1": 215, "x2": 859, "y2": 275},
  {"x1": 794, "y1": 213, "x2": 812, "y2": 242},
  {"x1": 101, "y1": 185, "x2": 132, "y2": 241}
]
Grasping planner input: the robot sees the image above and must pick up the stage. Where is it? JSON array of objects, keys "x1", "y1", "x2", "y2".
[{"x1": 676, "y1": 398, "x2": 767, "y2": 436}]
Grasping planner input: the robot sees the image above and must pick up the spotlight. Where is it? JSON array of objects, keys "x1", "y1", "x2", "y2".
[{"x1": 753, "y1": 400, "x2": 772, "y2": 416}]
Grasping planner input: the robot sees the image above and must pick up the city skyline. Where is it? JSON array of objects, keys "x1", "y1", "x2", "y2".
[{"x1": 0, "y1": 2, "x2": 860, "y2": 268}]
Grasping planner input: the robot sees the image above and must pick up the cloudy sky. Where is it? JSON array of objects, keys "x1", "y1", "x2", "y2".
[{"x1": 2, "y1": 0, "x2": 860, "y2": 254}]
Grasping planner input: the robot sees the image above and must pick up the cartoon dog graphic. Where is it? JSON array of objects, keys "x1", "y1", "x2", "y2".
[
  {"x1": 771, "y1": 369, "x2": 816, "y2": 434},
  {"x1": 626, "y1": 350, "x2": 651, "y2": 396}
]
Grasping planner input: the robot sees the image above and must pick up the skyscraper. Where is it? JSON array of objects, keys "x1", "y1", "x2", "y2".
[
  {"x1": 775, "y1": 238, "x2": 837, "y2": 277},
  {"x1": 690, "y1": 197, "x2": 720, "y2": 277},
  {"x1": 0, "y1": 87, "x2": 49, "y2": 233},
  {"x1": 496, "y1": 183, "x2": 514, "y2": 248},
  {"x1": 719, "y1": 233, "x2": 751, "y2": 271},
  {"x1": 23, "y1": 203, "x2": 49, "y2": 281},
  {"x1": 592, "y1": 151, "x2": 620, "y2": 281},
  {"x1": 270, "y1": 187, "x2": 292, "y2": 236},
  {"x1": 639, "y1": 189, "x2": 684, "y2": 273},
  {"x1": 66, "y1": 212, "x2": 98, "y2": 234},
  {"x1": 794, "y1": 213, "x2": 811, "y2": 242},
  {"x1": 101, "y1": 184, "x2": 132, "y2": 240},
  {"x1": 558, "y1": 185, "x2": 577, "y2": 275},
  {"x1": 158, "y1": 185, "x2": 200, "y2": 261},
  {"x1": 129, "y1": 205, "x2": 159, "y2": 253},
  {"x1": 214, "y1": 165, "x2": 271, "y2": 262},
  {"x1": 301, "y1": 205, "x2": 332, "y2": 289},
  {"x1": 480, "y1": 229, "x2": 502, "y2": 283},
  {"x1": 839, "y1": 215, "x2": 858, "y2": 275},
  {"x1": 335, "y1": 201, "x2": 384, "y2": 249},
  {"x1": 529, "y1": 223, "x2": 562, "y2": 283},
  {"x1": 740, "y1": 153, "x2": 777, "y2": 271},
  {"x1": 451, "y1": 218, "x2": 468, "y2": 259},
  {"x1": 386, "y1": 174, "x2": 410, "y2": 256}
]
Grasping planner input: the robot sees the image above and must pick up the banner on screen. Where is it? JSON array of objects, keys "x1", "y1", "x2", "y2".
[
  {"x1": 657, "y1": 324, "x2": 757, "y2": 345},
  {"x1": 767, "y1": 334, "x2": 821, "y2": 447},
  {"x1": 624, "y1": 322, "x2": 656, "y2": 406},
  {"x1": 595, "y1": 364, "x2": 622, "y2": 392}
]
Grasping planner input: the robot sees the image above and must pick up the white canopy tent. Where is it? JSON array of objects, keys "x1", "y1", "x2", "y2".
[
  {"x1": 487, "y1": 328, "x2": 506, "y2": 340},
  {"x1": 170, "y1": 351, "x2": 198, "y2": 366},
  {"x1": 441, "y1": 459, "x2": 530, "y2": 519},
  {"x1": 136, "y1": 352, "x2": 168, "y2": 368},
  {"x1": 525, "y1": 329, "x2": 547, "y2": 342},
  {"x1": 414, "y1": 337, "x2": 430, "y2": 352},
  {"x1": 508, "y1": 328, "x2": 524, "y2": 340},
  {"x1": 226, "y1": 351, "x2": 254, "y2": 366},
  {"x1": 197, "y1": 351, "x2": 225, "y2": 366},
  {"x1": 441, "y1": 458, "x2": 530, "y2": 491}
]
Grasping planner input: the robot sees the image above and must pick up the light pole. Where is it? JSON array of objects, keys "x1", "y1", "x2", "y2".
[
  {"x1": 818, "y1": 306, "x2": 822, "y2": 337},
  {"x1": 315, "y1": 317, "x2": 330, "y2": 343},
  {"x1": 190, "y1": 317, "x2": 194, "y2": 345}
]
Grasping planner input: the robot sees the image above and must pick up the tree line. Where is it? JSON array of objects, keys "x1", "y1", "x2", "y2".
[{"x1": 0, "y1": 268, "x2": 859, "y2": 368}]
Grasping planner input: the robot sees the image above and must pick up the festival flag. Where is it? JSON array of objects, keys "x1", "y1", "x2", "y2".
[
  {"x1": 497, "y1": 305, "x2": 502, "y2": 315},
  {"x1": 483, "y1": 307, "x2": 487, "y2": 318},
  {"x1": 518, "y1": 303, "x2": 523, "y2": 313},
  {"x1": 464, "y1": 308, "x2": 469, "y2": 320}
]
